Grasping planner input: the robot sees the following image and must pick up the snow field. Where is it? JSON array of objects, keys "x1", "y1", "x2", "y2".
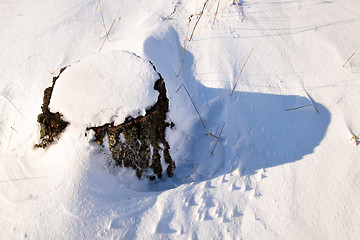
[{"x1": 1, "y1": 0, "x2": 360, "y2": 239}]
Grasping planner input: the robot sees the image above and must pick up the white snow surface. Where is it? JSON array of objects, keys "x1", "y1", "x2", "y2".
[
  {"x1": 1, "y1": 0, "x2": 360, "y2": 239},
  {"x1": 50, "y1": 51, "x2": 159, "y2": 126}
]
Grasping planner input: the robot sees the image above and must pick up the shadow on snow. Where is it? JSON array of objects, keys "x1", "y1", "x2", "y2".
[{"x1": 142, "y1": 25, "x2": 330, "y2": 190}]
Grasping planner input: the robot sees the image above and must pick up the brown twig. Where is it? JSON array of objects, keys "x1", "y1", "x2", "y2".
[
  {"x1": 177, "y1": 41, "x2": 187, "y2": 77},
  {"x1": 286, "y1": 104, "x2": 313, "y2": 112},
  {"x1": 212, "y1": 0, "x2": 221, "y2": 28},
  {"x1": 194, "y1": 169, "x2": 202, "y2": 176},
  {"x1": 174, "y1": 0, "x2": 191, "y2": 20},
  {"x1": 221, "y1": 0, "x2": 231, "y2": 17},
  {"x1": 230, "y1": 48, "x2": 254, "y2": 96},
  {"x1": 305, "y1": 92, "x2": 319, "y2": 113},
  {"x1": 98, "y1": 0, "x2": 126, "y2": 52},
  {"x1": 212, "y1": 122, "x2": 225, "y2": 155},
  {"x1": 343, "y1": 52, "x2": 356, "y2": 67},
  {"x1": 98, "y1": 0, "x2": 109, "y2": 40},
  {"x1": 207, "y1": 0, "x2": 216, "y2": 15},
  {"x1": 178, "y1": 16, "x2": 193, "y2": 77},
  {"x1": 176, "y1": 84, "x2": 206, "y2": 129},
  {"x1": 99, "y1": 17, "x2": 117, "y2": 52},
  {"x1": 350, "y1": 134, "x2": 360, "y2": 145},
  {"x1": 4, "y1": 96, "x2": 26, "y2": 120},
  {"x1": 206, "y1": 132, "x2": 219, "y2": 139},
  {"x1": 162, "y1": 5, "x2": 177, "y2": 20},
  {"x1": 7, "y1": 112, "x2": 18, "y2": 150},
  {"x1": 189, "y1": 0, "x2": 209, "y2": 41}
]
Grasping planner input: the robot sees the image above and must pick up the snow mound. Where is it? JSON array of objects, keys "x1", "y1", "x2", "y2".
[{"x1": 49, "y1": 51, "x2": 160, "y2": 127}]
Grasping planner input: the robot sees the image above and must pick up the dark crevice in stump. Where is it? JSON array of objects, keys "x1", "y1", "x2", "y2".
[
  {"x1": 36, "y1": 67, "x2": 69, "y2": 148},
  {"x1": 87, "y1": 65, "x2": 175, "y2": 180}
]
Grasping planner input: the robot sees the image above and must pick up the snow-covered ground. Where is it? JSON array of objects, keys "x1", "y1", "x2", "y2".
[{"x1": 1, "y1": 0, "x2": 360, "y2": 239}]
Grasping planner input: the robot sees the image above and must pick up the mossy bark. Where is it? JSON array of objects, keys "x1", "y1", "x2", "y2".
[
  {"x1": 36, "y1": 67, "x2": 68, "y2": 148},
  {"x1": 87, "y1": 68, "x2": 175, "y2": 180}
]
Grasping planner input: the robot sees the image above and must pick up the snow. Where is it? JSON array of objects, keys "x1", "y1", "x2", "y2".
[
  {"x1": 1, "y1": 0, "x2": 360, "y2": 239},
  {"x1": 50, "y1": 51, "x2": 160, "y2": 126}
]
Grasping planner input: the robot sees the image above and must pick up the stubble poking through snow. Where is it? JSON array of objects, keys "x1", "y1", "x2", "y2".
[{"x1": 49, "y1": 50, "x2": 159, "y2": 127}]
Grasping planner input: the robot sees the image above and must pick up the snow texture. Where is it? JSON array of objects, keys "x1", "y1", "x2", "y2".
[
  {"x1": 1, "y1": 0, "x2": 360, "y2": 239},
  {"x1": 50, "y1": 51, "x2": 159, "y2": 126}
]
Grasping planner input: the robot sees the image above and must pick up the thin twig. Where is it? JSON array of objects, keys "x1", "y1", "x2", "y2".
[
  {"x1": 207, "y1": 0, "x2": 216, "y2": 15},
  {"x1": 8, "y1": 112, "x2": 18, "y2": 150},
  {"x1": 212, "y1": 122, "x2": 225, "y2": 155},
  {"x1": 189, "y1": 0, "x2": 209, "y2": 41},
  {"x1": 188, "y1": 175, "x2": 194, "y2": 182},
  {"x1": 212, "y1": 0, "x2": 221, "y2": 28},
  {"x1": 98, "y1": 0, "x2": 109, "y2": 40},
  {"x1": 177, "y1": 41, "x2": 187, "y2": 77},
  {"x1": 305, "y1": 92, "x2": 319, "y2": 113},
  {"x1": 4, "y1": 96, "x2": 26, "y2": 120},
  {"x1": 178, "y1": 16, "x2": 193, "y2": 77},
  {"x1": 98, "y1": 0, "x2": 126, "y2": 52},
  {"x1": 230, "y1": 48, "x2": 254, "y2": 96},
  {"x1": 176, "y1": 84, "x2": 206, "y2": 128},
  {"x1": 352, "y1": 68, "x2": 360, "y2": 73},
  {"x1": 286, "y1": 104, "x2": 313, "y2": 112},
  {"x1": 162, "y1": 5, "x2": 177, "y2": 20},
  {"x1": 343, "y1": 52, "x2": 356, "y2": 67},
  {"x1": 0, "y1": 176, "x2": 48, "y2": 183},
  {"x1": 174, "y1": 0, "x2": 191, "y2": 20},
  {"x1": 351, "y1": 133, "x2": 360, "y2": 145},
  {"x1": 221, "y1": 0, "x2": 231, "y2": 17},
  {"x1": 206, "y1": 132, "x2": 219, "y2": 139}
]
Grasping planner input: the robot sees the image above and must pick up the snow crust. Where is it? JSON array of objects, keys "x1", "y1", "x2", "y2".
[
  {"x1": 1, "y1": 0, "x2": 360, "y2": 239},
  {"x1": 50, "y1": 51, "x2": 159, "y2": 126}
]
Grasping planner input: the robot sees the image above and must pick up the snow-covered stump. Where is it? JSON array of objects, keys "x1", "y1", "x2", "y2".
[
  {"x1": 87, "y1": 77, "x2": 175, "y2": 180},
  {"x1": 38, "y1": 51, "x2": 175, "y2": 180}
]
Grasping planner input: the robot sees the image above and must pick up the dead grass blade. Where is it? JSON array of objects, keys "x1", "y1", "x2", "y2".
[
  {"x1": 98, "y1": 0, "x2": 109, "y2": 40},
  {"x1": 212, "y1": 0, "x2": 221, "y2": 28},
  {"x1": 176, "y1": 84, "x2": 206, "y2": 129},
  {"x1": 211, "y1": 122, "x2": 225, "y2": 155},
  {"x1": 189, "y1": 0, "x2": 209, "y2": 41},
  {"x1": 4, "y1": 96, "x2": 26, "y2": 120},
  {"x1": 230, "y1": 48, "x2": 254, "y2": 96},
  {"x1": 343, "y1": 52, "x2": 356, "y2": 67}
]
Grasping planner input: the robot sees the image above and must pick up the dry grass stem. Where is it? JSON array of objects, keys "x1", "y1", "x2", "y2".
[
  {"x1": 207, "y1": 0, "x2": 216, "y2": 15},
  {"x1": 7, "y1": 113, "x2": 18, "y2": 150},
  {"x1": 177, "y1": 17, "x2": 193, "y2": 77},
  {"x1": 211, "y1": 122, "x2": 225, "y2": 155},
  {"x1": 221, "y1": 0, "x2": 231, "y2": 17},
  {"x1": 286, "y1": 92, "x2": 318, "y2": 113},
  {"x1": 212, "y1": 0, "x2": 221, "y2": 28},
  {"x1": 4, "y1": 96, "x2": 26, "y2": 120},
  {"x1": 206, "y1": 132, "x2": 219, "y2": 139},
  {"x1": 230, "y1": 48, "x2": 254, "y2": 96},
  {"x1": 162, "y1": 5, "x2": 177, "y2": 20},
  {"x1": 305, "y1": 92, "x2": 319, "y2": 113},
  {"x1": 350, "y1": 134, "x2": 360, "y2": 145},
  {"x1": 189, "y1": 0, "x2": 209, "y2": 41},
  {"x1": 343, "y1": 52, "x2": 356, "y2": 67},
  {"x1": 98, "y1": 0, "x2": 126, "y2": 52},
  {"x1": 194, "y1": 169, "x2": 202, "y2": 176},
  {"x1": 177, "y1": 41, "x2": 187, "y2": 77},
  {"x1": 176, "y1": 84, "x2": 206, "y2": 129},
  {"x1": 98, "y1": 0, "x2": 109, "y2": 40},
  {"x1": 174, "y1": 0, "x2": 191, "y2": 20},
  {"x1": 286, "y1": 104, "x2": 313, "y2": 112}
]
